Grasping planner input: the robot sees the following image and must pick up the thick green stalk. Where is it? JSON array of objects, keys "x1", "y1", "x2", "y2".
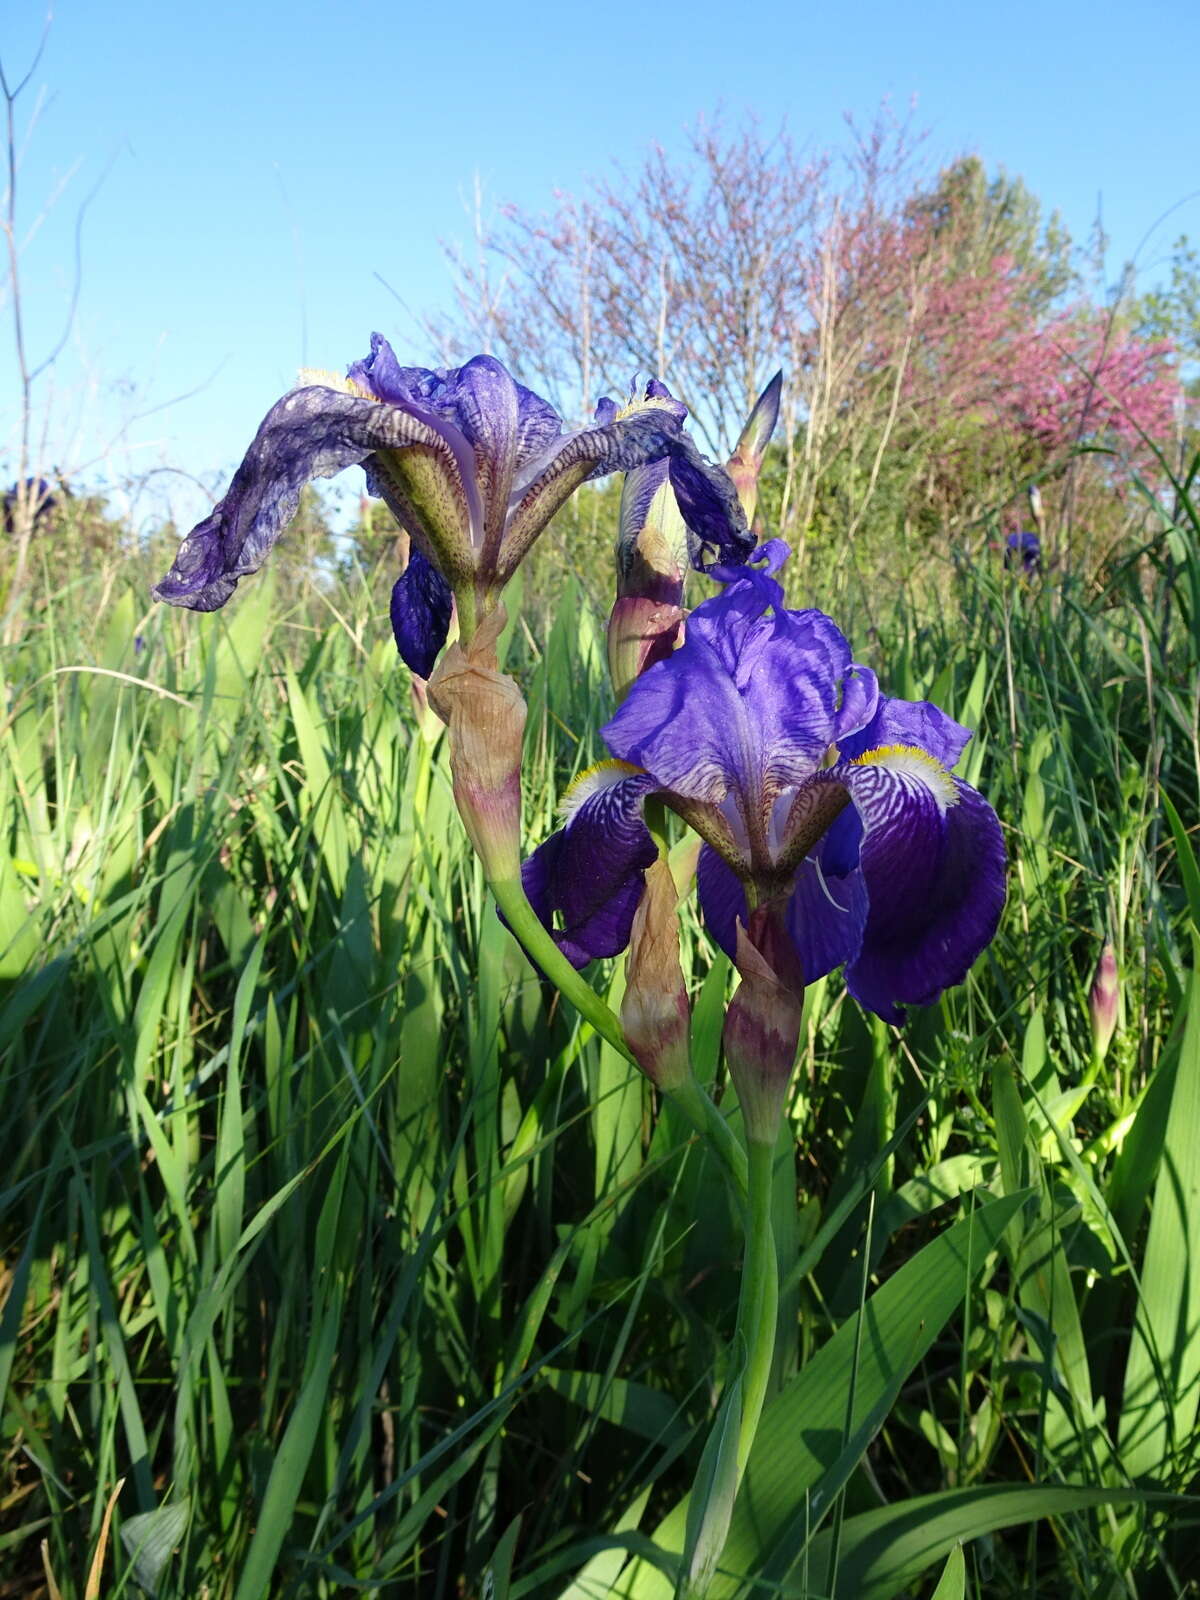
[
  {"x1": 488, "y1": 875, "x2": 748, "y2": 1201},
  {"x1": 670, "y1": 1074, "x2": 749, "y2": 1204},
  {"x1": 490, "y1": 875, "x2": 630, "y2": 1057},
  {"x1": 453, "y1": 583, "x2": 479, "y2": 648},
  {"x1": 735, "y1": 1136, "x2": 779, "y2": 1474}
]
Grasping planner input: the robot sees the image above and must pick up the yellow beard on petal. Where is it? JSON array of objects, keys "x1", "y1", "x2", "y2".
[
  {"x1": 613, "y1": 392, "x2": 680, "y2": 422},
  {"x1": 851, "y1": 743, "x2": 960, "y2": 809},
  {"x1": 297, "y1": 368, "x2": 378, "y2": 402},
  {"x1": 559, "y1": 758, "x2": 645, "y2": 821}
]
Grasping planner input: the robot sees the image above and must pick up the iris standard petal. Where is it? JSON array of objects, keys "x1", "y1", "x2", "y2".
[
  {"x1": 347, "y1": 333, "x2": 439, "y2": 406},
  {"x1": 838, "y1": 695, "x2": 972, "y2": 769},
  {"x1": 835, "y1": 754, "x2": 1006, "y2": 1021},
  {"x1": 834, "y1": 665, "x2": 880, "y2": 743},
  {"x1": 605, "y1": 581, "x2": 845, "y2": 805},
  {"x1": 390, "y1": 549, "x2": 454, "y2": 677},
  {"x1": 689, "y1": 576, "x2": 855, "y2": 711},
  {"x1": 155, "y1": 387, "x2": 454, "y2": 612},
  {"x1": 603, "y1": 630, "x2": 758, "y2": 803},
  {"x1": 350, "y1": 335, "x2": 486, "y2": 554},
  {"x1": 512, "y1": 382, "x2": 565, "y2": 463},
  {"x1": 520, "y1": 769, "x2": 658, "y2": 968},
  {"x1": 442, "y1": 356, "x2": 523, "y2": 555},
  {"x1": 683, "y1": 562, "x2": 787, "y2": 670}
]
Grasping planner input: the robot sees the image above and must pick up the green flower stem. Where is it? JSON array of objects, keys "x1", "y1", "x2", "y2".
[
  {"x1": 735, "y1": 1136, "x2": 779, "y2": 1475},
  {"x1": 644, "y1": 795, "x2": 671, "y2": 857},
  {"x1": 488, "y1": 875, "x2": 748, "y2": 1202},
  {"x1": 490, "y1": 875, "x2": 630, "y2": 1058},
  {"x1": 453, "y1": 583, "x2": 479, "y2": 649},
  {"x1": 669, "y1": 1075, "x2": 749, "y2": 1204}
]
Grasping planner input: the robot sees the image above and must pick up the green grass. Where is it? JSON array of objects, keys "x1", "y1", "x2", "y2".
[{"x1": 1, "y1": 468, "x2": 1199, "y2": 1598}]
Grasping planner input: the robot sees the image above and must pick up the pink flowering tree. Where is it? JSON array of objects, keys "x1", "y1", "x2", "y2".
[{"x1": 426, "y1": 124, "x2": 1182, "y2": 572}]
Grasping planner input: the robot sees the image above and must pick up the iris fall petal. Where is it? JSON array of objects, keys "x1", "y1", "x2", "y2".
[
  {"x1": 390, "y1": 549, "x2": 455, "y2": 678},
  {"x1": 520, "y1": 770, "x2": 658, "y2": 968}
]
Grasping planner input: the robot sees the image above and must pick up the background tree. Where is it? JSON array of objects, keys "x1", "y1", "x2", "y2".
[{"x1": 429, "y1": 113, "x2": 1180, "y2": 592}]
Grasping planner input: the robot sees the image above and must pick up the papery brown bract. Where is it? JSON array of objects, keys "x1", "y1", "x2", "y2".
[
  {"x1": 427, "y1": 608, "x2": 526, "y2": 882},
  {"x1": 621, "y1": 858, "x2": 692, "y2": 1091}
]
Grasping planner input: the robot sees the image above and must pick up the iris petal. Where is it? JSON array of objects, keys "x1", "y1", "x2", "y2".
[
  {"x1": 667, "y1": 440, "x2": 756, "y2": 568},
  {"x1": 154, "y1": 386, "x2": 452, "y2": 612},
  {"x1": 442, "y1": 356, "x2": 521, "y2": 550},
  {"x1": 785, "y1": 848, "x2": 868, "y2": 984},
  {"x1": 604, "y1": 581, "x2": 845, "y2": 804},
  {"x1": 834, "y1": 665, "x2": 880, "y2": 742},
  {"x1": 835, "y1": 758, "x2": 1006, "y2": 1021},
  {"x1": 511, "y1": 381, "x2": 567, "y2": 464},
  {"x1": 347, "y1": 333, "x2": 438, "y2": 406},
  {"x1": 520, "y1": 772, "x2": 658, "y2": 968},
  {"x1": 696, "y1": 845, "x2": 748, "y2": 959},
  {"x1": 389, "y1": 550, "x2": 454, "y2": 677},
  {"x1": 603, "y1": 631, "x2": 760, "y2": 803},
  {"x1": 617, "y1": 459, "x2": 672, "y2": 557},
  {"x1": 502, "y1": 411, "x2": 750, "y2": 579},
  {"x1": 349, "y1": 335, "x2": 486, "y2": 552},
  {"x1": 838, "y1": 695, "x2": 972, "y2": 769}
]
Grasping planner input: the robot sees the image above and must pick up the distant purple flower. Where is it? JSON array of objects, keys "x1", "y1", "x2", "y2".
[
  {"x1": 1004, "y1": 530, "x2": 1041, "y2": 576},
  {"x1": 3, "y1": 477, "x2": 61, "y2": 533},
  {"x1": 153, "y1": 336, "x2": 751, "y2": 676},
  {"x1": 523, "y1": 545, "x2": 1005, "y2": 1022}
]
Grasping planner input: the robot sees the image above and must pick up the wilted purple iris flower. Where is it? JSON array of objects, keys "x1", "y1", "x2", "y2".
[
  {"x1": 523, "y1": 544, "x2": 1005, "y2": 1022},
  {"x1": 1004, "y1": 530, "x2": 1041, "y2": 576},
  {"x1": 154, "y1": 335, "x2": 750, "y2": 676}
]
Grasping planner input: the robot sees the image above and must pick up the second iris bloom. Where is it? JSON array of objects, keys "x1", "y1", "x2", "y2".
[{"x1": 523, "y1": 544, "x2": 1006, "y2": 1023}]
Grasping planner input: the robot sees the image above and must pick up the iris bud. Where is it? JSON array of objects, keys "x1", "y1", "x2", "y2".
[
  {"x1": 1089, "y1": 942, "x2": 1119, "y2": 1065},
  {"x1": 608, "y1": 463, "x2": 688, "y2": 700},
  {"x1": 723, "y1": 907, "x2": 804, "y2": 1147},
  {"x1": 427, "y1": 608, "x2": 525, "y2": 880},
  {"x1": 724, "y1": 371, "x2": 782, "y2": 528},
  {"x1": 621, "y1": 858, "x2": 692, "y2": 1090},
  {"x1": 606, "y1": 594, "x2": 684, "y2": 703}
]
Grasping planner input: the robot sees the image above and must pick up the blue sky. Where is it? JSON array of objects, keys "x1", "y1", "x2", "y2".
[{"x1": 3, "y1": 0, "x2": 1197, "y2": 533}]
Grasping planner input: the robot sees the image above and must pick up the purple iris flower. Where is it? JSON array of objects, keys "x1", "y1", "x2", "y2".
[
  {"x1": 523, "y1": 544, "x2": 1005, "y2": 1022},
  {"x1": 153, "y1": 335, "x2": 751, "y2": 677},
  {"x1": 3, "y1": 477, "x2": 61, "y2": 533},
  {"x1": 1004, "y1": 530, "x2": 1041, "y2": 576}
]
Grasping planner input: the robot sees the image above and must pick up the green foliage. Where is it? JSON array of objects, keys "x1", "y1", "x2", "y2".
[
  {"x1": 2, "y1": 456, "x2": 1200, "y2": 1597},
  {"x1": 1136, "y1": 234, "x2": 1200, "y2": 385},
  {"x1": 906, "y1": 155, "x2": 1075, "y2": 313}
]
